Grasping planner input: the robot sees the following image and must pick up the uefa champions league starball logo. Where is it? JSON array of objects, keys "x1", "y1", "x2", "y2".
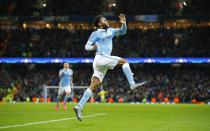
[
  {"x1": 51, "y1": 58, "x2": 63, "y2": 63},
  {"x1": 20, "y1": 58, "x2": 32, "y2": 63},
  {"x1": 82, "y1": 59, "x2": 93, "y2": 63},
  {"x1": 175, "y1": 58, "x2": 187, "y2": 63},
  {"x1": 144, "y1": 58, "x2": 156, "y2": 63}
]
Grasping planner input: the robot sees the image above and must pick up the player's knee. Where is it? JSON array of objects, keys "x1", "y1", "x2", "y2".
[
  {"x1": 118, "y1": 58, "x2": 128, "y2": 65},
  {"x1": 66, "y1": 92, "x2": 70, "y2": 96},
  {"x1": 123, "y1": 59, "x2": 128, "y2": 63},
  {"x1": 90, "y1": 83, "x2": 101, "y2": 92},
  {"x1": 91, "y1": 76, "x2": 101, "y2": 84},
  {"x1": 90, "y1": 77, "x2": 101, "y2": 91}
]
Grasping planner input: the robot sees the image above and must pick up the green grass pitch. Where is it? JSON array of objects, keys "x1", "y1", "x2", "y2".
[{"x1": 0, "y1": 103, "x2": 210, "y2": 131}]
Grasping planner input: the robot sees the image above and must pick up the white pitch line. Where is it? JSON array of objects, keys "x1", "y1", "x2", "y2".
[{"x1": 0, "y1": 113, "x2": 107, "y2": 130}]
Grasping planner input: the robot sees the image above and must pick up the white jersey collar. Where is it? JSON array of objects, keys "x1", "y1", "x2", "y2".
[{"x1": 97, "y1": 28, "x2": 106, "y2": 32}]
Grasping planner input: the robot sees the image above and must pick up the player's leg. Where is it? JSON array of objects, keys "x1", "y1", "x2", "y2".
[
  {"x1": 94, "y1": 55, "x2": 145, "y2": 90},
  {"x1": 56, "y1": 95, "x2": 60, "y2": 109},
  {"x1": 118, "y1": 58, "x2": 147, "y2": 90},
  {"x1": 73, "y1": 76, "x2": 101, "y2": 121},
  {"x1": 79, "y1": 76, "x2": 100, "y2": 108},
  {"x1": 118, "y1": 58, "x2": 135, "y2": 86},
  {"x1": 73, "y1": 56, "x2": 106, "y2": 121},
  {"x1": 56, "y1": 88, "x2": 64, "y2": 110},
  {"x1": 98, "y1": 55, "x2": 136, "y2": 87},
  {"x1": 63, "y1": 87, "x2": 71, "y2": 110},
  {"x1": 76, "y1": 56, "x2": 105, "y2": 110}
]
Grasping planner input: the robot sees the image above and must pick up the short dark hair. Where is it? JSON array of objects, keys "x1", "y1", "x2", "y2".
[{"x1": 93, "y1": 15, "x2": 103, "y2": 27}]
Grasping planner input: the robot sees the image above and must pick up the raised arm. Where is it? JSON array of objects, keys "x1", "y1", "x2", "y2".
[{"x1": 115, "y1": 14, "x2": 127, "y2": 36}]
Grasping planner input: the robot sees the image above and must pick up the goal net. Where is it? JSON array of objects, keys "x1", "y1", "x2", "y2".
[{"x1": 43, "y1": 85, "x2": 89, "y2": 103}]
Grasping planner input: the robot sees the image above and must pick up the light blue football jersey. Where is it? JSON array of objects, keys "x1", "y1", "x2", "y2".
[
  {"x1": 85, "y1": 24, "x2": 127, "y2": 55},
  {"x1": 59, "y1": 68, "x2": 73, "y2": 87}
]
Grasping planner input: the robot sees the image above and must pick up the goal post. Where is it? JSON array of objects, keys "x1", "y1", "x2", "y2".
[{"x1": 43, "y1": 85, "x2": 89, "y2": 103}]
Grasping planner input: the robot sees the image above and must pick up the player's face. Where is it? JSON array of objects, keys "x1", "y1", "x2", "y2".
[
  {"x1": 100, "y1": 17, "x2": 109, "y2": 28},
  {"x1": 64, "y1": 63, "x2": 69, "y2": 69}
]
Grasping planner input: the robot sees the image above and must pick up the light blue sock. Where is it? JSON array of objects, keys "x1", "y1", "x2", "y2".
[
  {"x1": 64, "y1": 95, "x2": 69, "y2": 105},
  {"x1": 78, "y1": 88, "x2": 92, "y2": 109},
  {"x1": 56, "y1": 95, "x2": 60, "y2": 107},
  {"x1": 122, "y1": 63, "x2": 135, "y2": 86}
]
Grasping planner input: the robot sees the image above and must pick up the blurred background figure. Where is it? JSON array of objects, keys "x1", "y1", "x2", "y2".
[{"x1": 98, "y1": 86, "x2": 108, "y2": 103}]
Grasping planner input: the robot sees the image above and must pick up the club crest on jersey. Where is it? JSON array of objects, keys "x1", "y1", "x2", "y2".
[{"x1": 107, "y1": 30, "x2": 112, "y2": 35}]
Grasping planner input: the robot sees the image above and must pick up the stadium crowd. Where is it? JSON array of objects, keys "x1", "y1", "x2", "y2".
[
  {"x1": 0, "y1": 27, "x2": 210, "y2": 57},
  {"x1": 0, "y1": 0, "x2": 209, "y2": 16},
  {"x1": 0, "y1": 64, "x2": 209, "y2": 103},
  {"x1": 117, "y1": 0, "x2": 210, "y2": 15}
]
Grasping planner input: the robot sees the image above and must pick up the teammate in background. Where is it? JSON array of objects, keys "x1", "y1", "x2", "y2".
[
  {"x1": 56, "y1": 63, "x2": 73, "y2": 110},
  {"x1": 73, "y1": 13, "x2": 146, "y2": 121}
]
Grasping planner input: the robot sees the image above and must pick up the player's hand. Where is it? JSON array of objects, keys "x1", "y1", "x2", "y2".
[
  {"x1": 93, "y1": 44, "x2": 98, "y2": 50},
  {"x1": 119, "y1": 13, "x2": 126, "y2": 25}
]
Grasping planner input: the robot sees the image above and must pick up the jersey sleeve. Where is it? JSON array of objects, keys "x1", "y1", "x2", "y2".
[
  {"x1": 59, "y1": 70, "x2": 63, "y2": 78},
  {"x1": 112, "y1": 23, "x2": 127, "y2": 36},
  {"x1": 71, "y1": 70, "x2": 73, "y2": 76},
  {"x1": 85, "y1": 32, "x2": 98, "y2": 51}
]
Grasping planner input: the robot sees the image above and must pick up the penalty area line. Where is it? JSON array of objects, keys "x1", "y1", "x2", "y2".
[{"x1": 0, "y1": 113, "x2": 107, "y2": 130}]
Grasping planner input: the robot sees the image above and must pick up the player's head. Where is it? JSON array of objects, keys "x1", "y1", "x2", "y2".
[
  {"x1": 93, "y1": 15, "x2": 109, "y2": 29},
  {"x1": 63, "y1": 63, "x2": 69, "y2": 69}
]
